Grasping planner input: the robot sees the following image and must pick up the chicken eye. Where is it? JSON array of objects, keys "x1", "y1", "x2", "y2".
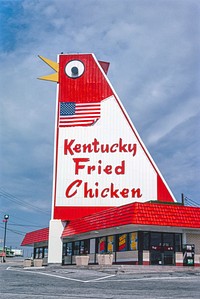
[{"x1": 65, "y1": 60, "x2": 85, "y2": 78}]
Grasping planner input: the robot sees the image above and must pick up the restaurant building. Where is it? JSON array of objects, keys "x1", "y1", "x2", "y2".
[{"x1": 21, "y1": 53, "x2": 200, "y2": 266}]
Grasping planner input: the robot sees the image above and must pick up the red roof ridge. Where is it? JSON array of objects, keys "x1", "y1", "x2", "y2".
[
  {"x1": 62, "y1": 201, "x2": 200, "y2": 238},
  {"x1": 21, "y1": 202, "x2": 200, "y2": 245}
]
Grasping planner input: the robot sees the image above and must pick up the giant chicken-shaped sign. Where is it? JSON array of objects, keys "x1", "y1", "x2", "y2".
[{"x1": 39, "y1": 53, "x2": 175, "y2": 220}]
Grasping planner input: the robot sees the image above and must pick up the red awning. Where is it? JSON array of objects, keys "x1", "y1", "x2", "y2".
[
  {"x1": 62, "y1": 202, "x2": 200, "y2": 238},
  {"x1": 21, "y1": 227, "x2": 49, "y2": 246}
]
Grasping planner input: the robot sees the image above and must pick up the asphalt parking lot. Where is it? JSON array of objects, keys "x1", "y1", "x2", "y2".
[{"x1": 1, "y1": 259, "x2": 200, "y2": 298}]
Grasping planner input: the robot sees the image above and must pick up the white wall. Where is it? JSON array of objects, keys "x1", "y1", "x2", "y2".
[{"x1": 48, "y1": 220, "x2": 65, "y2": 264}]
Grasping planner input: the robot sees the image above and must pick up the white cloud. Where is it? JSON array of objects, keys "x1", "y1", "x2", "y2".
[{"x1": 0, "y1": 0, "x2": 199, "y2": 248}]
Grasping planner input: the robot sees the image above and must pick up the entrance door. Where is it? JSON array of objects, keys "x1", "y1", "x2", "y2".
[
  {"x1": 150, "y1": 232, "x2": 175, "y2": 265},
  {"x1": 163, "y1": 251, "x2": 174, "y2": 265},
  {"x1": 150, "y1": 251, "x2": 163, "y2": 265},
  {"x1": 150, "y1": 250, "x2": 174, "y2": 265}
]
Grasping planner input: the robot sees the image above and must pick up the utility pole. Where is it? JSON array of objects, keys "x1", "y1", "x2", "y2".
[
  {"x1": 181, "y1": 193, "x2": 185, "y2": 206},
  {"x1": 2, "y1": 214, "x2": 9, "y2": 263}
]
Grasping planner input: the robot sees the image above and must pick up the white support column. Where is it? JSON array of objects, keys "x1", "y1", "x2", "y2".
[{"x1": 48, "y1": 219, "x2": 65, "y2": 264}]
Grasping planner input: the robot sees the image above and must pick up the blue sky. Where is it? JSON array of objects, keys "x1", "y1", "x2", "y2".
[{"x1": 0, "y1": 0, "x2": 199, "y2": 254}]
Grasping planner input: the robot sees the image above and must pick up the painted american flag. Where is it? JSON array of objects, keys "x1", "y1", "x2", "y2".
[{"x1": 59, "y1": 102, "x2": 101, "y2": 127}]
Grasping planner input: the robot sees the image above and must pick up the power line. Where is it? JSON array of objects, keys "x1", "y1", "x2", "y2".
[
  {"x1": 9, "y1": 223, "x2": 42, "y2": 228},
  {"x1": 184, "y1": 196, "x2": 200, "y2": 207},
  {"x1": 0, "y1": 188, "x2": 50, "y2": 216},
  {"x1": 0, "y1": 188, "x2": 50, "y2": 215},
  {"x1": 0, "y1": 208, "x2": 49, "y2": 227},
  {"x1": 0, "y1": 225, "x2": 26, "y2": 236}
]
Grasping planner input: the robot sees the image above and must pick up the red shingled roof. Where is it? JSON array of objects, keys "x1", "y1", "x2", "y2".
[
  {"x1": 21, "y1": 227, "x2": 49, "y2": 246},
  {"x1": 62, "y1": 202, "x2": 200, "y2": 238},
  {"x1": 21, "y1": 203, "x2": 200, "y2": 246}
]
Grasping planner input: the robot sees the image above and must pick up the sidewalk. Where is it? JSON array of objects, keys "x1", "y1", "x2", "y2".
[
  {"x1": 3, "y1": 258, "x2": 200, "y2": 275},
  {"x1": 46, "y1": 263, "x2": 200, "y2": 275}
]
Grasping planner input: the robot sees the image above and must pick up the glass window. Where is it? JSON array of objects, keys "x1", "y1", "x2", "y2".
[
  {"x1": 36, "y1": 248, "x2": 40, "y2": 258},
  {"x1": 44, "y1": 247, "x2": 48, "y2": 258},
  {"x1": 67, "y1": 242, "x2": 72, "y2": 256},
  {"x1": 85, "y1": 239, "x2": 90, "y2": 254},
  {"x1": 39, "y1": 248, "x2": 43, "y2": 259},
  {"x1": 150, "y1": 232, "x2": 162, "y2": 250},
  {"x1": 64, "y1": 240, "x2": 89, "y2": 256},
  {"x1": 74, "y1": 241, "x2": 80, "y2": 255},
  {"x1": 175, "y1": 234, "x2": 182, "y2": 252},
  {"x1": 98, "y1": 237, "x2": 106, "y2": 253},
  {"x1": 35, "y1": 248, "x2": 39, "y2": 259},
  {"x1": 118, "y1": 233, "x2": 127, "y2": 251},
  {"x1": 80, "y1": 240, "x2": 89, "y2": 255},
  {"x1": 140, "y1": 232, "x2": 182, "y2": 253},
  {"x1": 143, "y1": 232, "x2": 149, "y2": 250},
  {"x1": 90, "y1": 239, "x2": 95, "y2": 254},
  {"x1": 63, "y1": 243, "x2": 67, "y2": 256},
  {"x1": 80, "y1": 241, "x2": 85, "y2": 255},
  {"x1": 107, "y1": 235, "x2": 115, "y2": 253},
  {"x1": 163, "y1": 233, "x2": 174, "y2": 250},
  {"x1": 129, "y1": 232, "x2": 138, "y2": 251}
]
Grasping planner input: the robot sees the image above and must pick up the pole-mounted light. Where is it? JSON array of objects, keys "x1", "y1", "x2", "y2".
[{"x1": 2, "y1": 214, "x2": 9, "y2": 263}]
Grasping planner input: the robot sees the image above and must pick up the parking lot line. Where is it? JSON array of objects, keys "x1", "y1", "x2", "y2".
[
  {"x1": 93, "y1": 276, "x2": 200, "y2": 283},
  {"x1": 6, "y1": 267, "x2": 85, "y2": 283},
  {"x1": 6, "y1": 267, "x2": 116, "y2": 283},
  {"x1": 6, "y1": 266, "x2": 199, "y2": 285},
  {"x1": 84, "y1": 274, "x2": 116, "y2": 283}
]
